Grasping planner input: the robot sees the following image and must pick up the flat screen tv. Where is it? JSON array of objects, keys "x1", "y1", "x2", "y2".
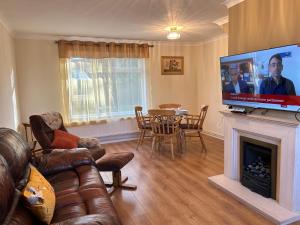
[{"x1": 220, "y1": 44, "x2": 300, "y2": 112}]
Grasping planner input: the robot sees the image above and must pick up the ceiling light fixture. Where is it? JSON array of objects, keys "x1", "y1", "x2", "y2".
[{"x1": 166, "y1": 26, "x2": 182, "y2": 40}]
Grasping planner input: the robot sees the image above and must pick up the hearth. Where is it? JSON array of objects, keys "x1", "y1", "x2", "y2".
[{"x1": 240, "y1": 136, "x2": 277, "y2": 199}]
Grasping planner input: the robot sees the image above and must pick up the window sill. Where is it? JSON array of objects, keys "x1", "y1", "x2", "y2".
[{"x1": 66, "y1": 115, "x2": 136, "y2": 127}]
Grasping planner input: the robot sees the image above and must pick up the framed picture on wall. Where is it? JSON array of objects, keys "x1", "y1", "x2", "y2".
[{"x1": 161, "y1": 56, "x2": 184, "y2": 75}]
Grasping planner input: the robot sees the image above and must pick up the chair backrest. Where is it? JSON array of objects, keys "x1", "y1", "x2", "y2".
[
  {"x1": 184, "y1": 105, "x2": 208, "y2": 130},
  {"x1": 198, "y1": 105, "x2": 209, "y2": 129},
  {"x1": 29, "y1": 112, "x2": 68, "y2": 149},
  {"x1": 148, "y1": 109, "x2": 176, "y2": 116},
  {"x1": 135, "y1": 106, "x2": 146, "y2": 129},
  {"x1": 158, "y1": 103, "x2": 181, "y2": 109},
  {"x1": 148, "y1": 109, "x2": 180, "y2": 135}
]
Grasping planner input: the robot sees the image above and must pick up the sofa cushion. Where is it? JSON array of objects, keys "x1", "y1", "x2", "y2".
[
  {"x1": 22, "y1": 165, "x2": 56, "y2": 224},
  {"x1": 51, "y1": 130, "x2": 80, "y2": 149},
  {"x1": 35, "y1": 148, "x2": 94, "y2": 176},
  {"x1": 47, "y1": 165, "x2": 120, "y2": 224}
]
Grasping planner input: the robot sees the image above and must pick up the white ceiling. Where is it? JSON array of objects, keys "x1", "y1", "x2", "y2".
[{"x1": 0, "y1": 0, "x2": 228, "y2": 42}]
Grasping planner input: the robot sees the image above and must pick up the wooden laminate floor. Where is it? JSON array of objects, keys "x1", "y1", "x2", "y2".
[{"x1": 101, "y1": 135, "x2": 300, "y2": 225}]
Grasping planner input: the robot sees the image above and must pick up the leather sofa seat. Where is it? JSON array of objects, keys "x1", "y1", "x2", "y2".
[{"x1": 48, "y1": 165, "x2": 118, "y2": 223}]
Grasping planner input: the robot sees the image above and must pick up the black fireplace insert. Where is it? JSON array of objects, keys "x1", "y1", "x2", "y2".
[{"x1": 240, "y1": 136, "x2": 277, "y2": 199}]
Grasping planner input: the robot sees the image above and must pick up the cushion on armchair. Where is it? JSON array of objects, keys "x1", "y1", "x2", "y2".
[{"x1": 51, "y1": 130, "x2": 80, "y2": 149}]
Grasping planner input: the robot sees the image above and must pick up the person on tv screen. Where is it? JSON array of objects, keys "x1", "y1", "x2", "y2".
[
  {"x1": 223, "y1": 67, "x2": 250, "y2": 94},
  {"x1": 259, "y1": 54, "x2": 296, "y2": 95}
]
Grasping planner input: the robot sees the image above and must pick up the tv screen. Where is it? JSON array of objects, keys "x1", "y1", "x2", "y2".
[{"x1": 220, "y1": 44, "x2": 300, "y2": 112}]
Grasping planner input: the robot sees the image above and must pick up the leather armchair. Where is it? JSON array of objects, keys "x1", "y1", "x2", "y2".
[
  {"x1": 30, "y1": 112, "x2": 137, "y2": 194},
  {"x1": 29, "y1": 112, "x2": 105, "y2": 160}
]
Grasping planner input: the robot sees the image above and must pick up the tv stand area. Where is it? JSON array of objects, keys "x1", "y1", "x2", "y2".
[
  {"x1": 228, "y1": 106, "x2": 259, "y2": 114},
  {"x1": 227, "y1": 106, "x2": 293, "y2": 117},
  {"x1": 222, "y1": 109, "x2": 299, "y2": 126}
]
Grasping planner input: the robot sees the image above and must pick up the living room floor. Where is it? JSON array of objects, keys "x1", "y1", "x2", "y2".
[{"x1": 101, "y1": 135, "x2": 299, "y2": 225}]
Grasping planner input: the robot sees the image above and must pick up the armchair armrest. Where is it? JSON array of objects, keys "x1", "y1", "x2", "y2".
[
  {"x1": 35, "y1": 148, "x2": 95, "y2": 176},
  {"x1": 50, "y1": 214, "x2": 121, "y2": 225}
]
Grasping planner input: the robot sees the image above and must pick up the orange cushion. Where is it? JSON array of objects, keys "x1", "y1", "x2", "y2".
[{"x1": 51, "y1": 130, "x2": 80, "y2": 149}]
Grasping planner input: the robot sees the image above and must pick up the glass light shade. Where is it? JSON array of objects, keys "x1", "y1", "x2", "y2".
[{"x1": 167, "y1": 31, "x2": 181, "y2": 40}]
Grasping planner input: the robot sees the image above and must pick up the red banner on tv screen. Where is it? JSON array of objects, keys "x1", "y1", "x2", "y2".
[{"x1": 222, "y1": 93, "x2": 300, "y2": 106}]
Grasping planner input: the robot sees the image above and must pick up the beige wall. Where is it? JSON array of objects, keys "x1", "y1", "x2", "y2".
[
  {"x1": 229, "y1": 0, "x2": 300, "y2": 55},
  {"x1": 0, "y1": 22, "x2": 19, "y2": 130},
  {"x1": 15, "y1": 39, "x2": 61, "y2": 123},
  {"x1": 149, "y1": 44, "x2": 198, "y2": 114},
  {"x1": 195, "y1": 35, "x2": 228, "y2": 137},
  {"x1": 15, "y1": 39, "x2": 200, "y2": 138}
]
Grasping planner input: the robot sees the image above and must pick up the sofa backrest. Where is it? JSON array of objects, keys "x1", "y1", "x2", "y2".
[
  {"x1": 0, "y1": 154, "x2": 15, "y2": 224},
  {"x1": 0, "y1": 128, "x2": 31, "y2": 184},
  {"x1": 0, "y1": 128, "x2": 38, "y2": 225}
]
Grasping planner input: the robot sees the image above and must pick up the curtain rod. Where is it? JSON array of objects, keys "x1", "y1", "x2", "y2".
[{"x1": 54, "y1": 41, "x2": 154, "y2": 47}]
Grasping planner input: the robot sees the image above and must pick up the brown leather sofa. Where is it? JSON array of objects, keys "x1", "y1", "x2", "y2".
[{"x1": 0, "y1": 128, "x2": 122, "y2": 225}]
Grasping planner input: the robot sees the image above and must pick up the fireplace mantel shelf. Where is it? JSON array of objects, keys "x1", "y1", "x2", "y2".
[{"x1": 220, "y1": 110, "x2": 300, "y2": 127}]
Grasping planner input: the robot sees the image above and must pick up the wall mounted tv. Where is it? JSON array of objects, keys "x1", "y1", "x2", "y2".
[{"x1": 220, "y1": 44, "x2": 300, "y2": 112}]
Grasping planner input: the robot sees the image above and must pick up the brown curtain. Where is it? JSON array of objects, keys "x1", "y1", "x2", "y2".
[{"x1": 58, "y1": 40, "x2": 150, "y2": 58}]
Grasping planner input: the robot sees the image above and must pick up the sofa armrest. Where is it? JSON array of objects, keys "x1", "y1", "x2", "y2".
[
  {"x1": 35, "y1": 148, "x2": 95, "y2": 176},
  {"x1": 50, "y1": 214, "x2": 121, "y2": 225}
]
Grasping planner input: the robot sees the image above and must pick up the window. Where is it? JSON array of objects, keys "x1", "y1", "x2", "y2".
[{"x1": 68, "y1": 58, "x2": 147, "y2": 122}]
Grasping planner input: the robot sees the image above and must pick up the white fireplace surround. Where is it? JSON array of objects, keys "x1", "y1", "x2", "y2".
[{"x1": 209, "y1": 110, "x2": 300, "y2": 225}]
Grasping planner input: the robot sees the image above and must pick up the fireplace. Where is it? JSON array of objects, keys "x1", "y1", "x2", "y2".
[
  {"x1": 240, "y1": 136, "x2": 278, "y2": 199},
  {"x1": 209, "y1": 110, "x2": 300, "y2": 224}
]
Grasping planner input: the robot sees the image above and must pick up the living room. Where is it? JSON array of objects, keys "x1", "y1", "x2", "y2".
[{"x1": 1, "y1": 0, "x2": 300, "y2": 225}]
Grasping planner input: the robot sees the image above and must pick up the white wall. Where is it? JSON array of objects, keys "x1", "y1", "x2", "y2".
[
  {"x1": 0, "y1": 21, "x2": 20, "y2": 130},
  {"x1": 195, "y1": 35, "x2": 228, "y2": 138}
]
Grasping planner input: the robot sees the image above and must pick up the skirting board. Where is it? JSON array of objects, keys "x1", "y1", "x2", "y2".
[
  {"x1": 202, "y1": 130, "x2": 224, "y2": 140},
  {"x1": 208, "y1": 174, "x2": 300, "y2": 225},
  {"x1": 97, "y1": 130, "x2": 223, "y2": 144},
  {"x1": 98, "y1": 132, "x2": 139, "y2": 144}
]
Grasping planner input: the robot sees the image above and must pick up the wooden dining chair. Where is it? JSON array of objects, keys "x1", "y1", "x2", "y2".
[
  {"x1": 158, "y1": 103, "x2": 182, "y2": 109},
  {"x1": 148, "y1": 109, "x2": 181, "y2": 160},
  {"x1": 135, "y1": 106, "x2": 151, "y2": 150},
  {"x1": 180, "y1": 105, "x2": 209, "y2": 152}
]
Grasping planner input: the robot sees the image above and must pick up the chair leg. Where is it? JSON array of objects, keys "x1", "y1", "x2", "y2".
[
  {"x1": 151, "y1": 136, "x2": 156, "y2": 158},
  {"x1": 184, "y1": 132, "x2": 187, "y2": 152},
  {"x1": 140, "y1": 130, "x2": 146, "y2": 145},
  {"x1": 198, "y1": 132, "x2": 207, "y2": 152},
  {"x1": 170, "y1": 137, "x2": 174, "y2": 160},
  {"x1": 136, "y1": 130, "x2": 143, "y2": 150},
  {"x1": 107, "y1": 171, "x2": 137, "y2": 195},
  {"x1": 157, "y1": 137, "x2": 162, "y2": 155}
]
